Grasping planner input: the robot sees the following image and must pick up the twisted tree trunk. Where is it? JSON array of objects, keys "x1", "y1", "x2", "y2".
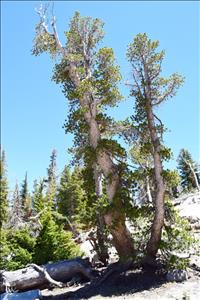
[
  {"x1": 86, "y1": 108, "x2": 135, "y2": 260},
  {"x1": 67, "y1": 66, "x2": 135, "y2": 261},
  {"x1": 140, "y1": 61, "x2": 165, "y2": 258},
  {"x1": 145, "y1": 99, "x2": 165, "y2": 258}
]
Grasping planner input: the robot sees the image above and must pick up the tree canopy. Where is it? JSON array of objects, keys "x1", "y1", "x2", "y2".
[{"x1": 0, "y1": 8, "x2": 198, "y2": 273}]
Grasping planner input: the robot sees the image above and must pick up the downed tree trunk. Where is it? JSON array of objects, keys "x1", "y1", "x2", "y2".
[{"x1": 0, "y1": 258, "x2": 93, "y2": 293}]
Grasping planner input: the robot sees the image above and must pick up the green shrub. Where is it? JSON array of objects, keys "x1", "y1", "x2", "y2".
[
  {"x1": 34, "y1": 211, "x2": 82, "y2": 265},
  {"x1": 0, "y1": 227, "x2": 35, "y2": 271},
  {"x1": 160, "y1": 198, "x2": 198, "y2": 269}
]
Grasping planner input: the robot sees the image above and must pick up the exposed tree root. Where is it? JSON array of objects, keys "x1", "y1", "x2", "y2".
[
  {"x1": 189, "y1": 263, "x2": 200, "y2": 275},
  {"x1": 92, "y1": 260, "x2": 141, "y2": 286},
  {"x1": 91, "y1": 255, "x2": 167, "y2": 287}
]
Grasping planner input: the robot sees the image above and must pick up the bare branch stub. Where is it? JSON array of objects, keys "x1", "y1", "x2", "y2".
[{"x1": 28, "y1": 263, "x2": 63, "y2": 288}]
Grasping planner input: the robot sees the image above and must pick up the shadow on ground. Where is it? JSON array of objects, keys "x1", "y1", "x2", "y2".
[{"x1": 43, "y1": 267, "x2": 167, "y2": 299}]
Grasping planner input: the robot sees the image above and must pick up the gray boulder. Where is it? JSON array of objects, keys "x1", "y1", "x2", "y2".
[{"x1": 166, "y1": 269, "x2": 188, "y2": 282}]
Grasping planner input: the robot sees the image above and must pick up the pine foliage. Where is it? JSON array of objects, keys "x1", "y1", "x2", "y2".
[
  {"x1": 177, "y1": 149, "x2": 200, "y2": 191},
  {"x1": 0, "y1": 149, "x2": 9, "y2": 228},
  {"x1": 33, "y1": 210, "x2": 82, "y2": 265}
]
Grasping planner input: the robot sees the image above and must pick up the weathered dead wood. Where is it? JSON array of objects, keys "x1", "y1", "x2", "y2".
[
  {"x1": 0, "y1": 258, "x2": 94, "y2": 293},
  {"x1": 28, "y1": 264, "x2": 63, "y2": 288}
]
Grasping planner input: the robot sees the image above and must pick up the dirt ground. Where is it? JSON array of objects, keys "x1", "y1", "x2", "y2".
[
  {"x1": 42, "y1": 266, "x2": 200, "y2": 300},
  {"x1": 41, "y1": 192, "x2": 200, "y2": 300}
]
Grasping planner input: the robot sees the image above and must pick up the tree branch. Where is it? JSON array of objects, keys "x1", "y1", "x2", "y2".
[
  {"x1": 51, "y1": 16, "x2": 66, "y2": 56},
  {"x1": 35, "y1": 4, "x2": 67, "y2": 57},
  {"x1": 27, "y1": 264, "x2": 63, "y2": 288},
  {"x1": 29, "y1": 208, "x2": 47, "y2": 221},
  {"x1": 35, "y1": 4, "x2": 49, "y2": 33},
  {"x1": 131, "y1": 65, "x2": 144, "y2": 98},
  {"x1": 105, "y1": 122, "x2": 138, "y2": 137},
  {"x1": 149, "y1": 60, "x2": 162, "y2": 81},
  {"x1": 153, "y1": 113, "x2": 164, "y2": 139},
  {"x1": 153, "y1": 80, "x2": 177, "y2": 106}
]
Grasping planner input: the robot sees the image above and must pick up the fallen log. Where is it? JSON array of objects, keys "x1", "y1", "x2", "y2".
[{"x1": 0, "y1": 258, "x2": 94, "y2": 293}]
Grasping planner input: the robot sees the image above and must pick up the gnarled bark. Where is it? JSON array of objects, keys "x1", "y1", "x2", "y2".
[
  {"x1": 86, "y1": 111, "x2": 135, "y2": 260},
  {"x1": 104, "y1": 209, "x2": 135, "y2": 260},
  {"x1": 145, "y1": 97, "x2": 165, "y2": 258}
]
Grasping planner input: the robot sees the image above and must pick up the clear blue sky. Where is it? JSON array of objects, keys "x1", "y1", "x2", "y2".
[{"x1": 1, "y1": 1, "x2": 199, "y2": 193}]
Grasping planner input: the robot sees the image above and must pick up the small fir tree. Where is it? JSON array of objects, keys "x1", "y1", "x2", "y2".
[
  {"x1": 57, "y1": 165, "x2": 73, "y2": 217},
  {"x1": 0, "y1": 149, "x2": 9, "y2": 228},
  {"x1": 57, "y1": 166, "x2": 86, "y2": 227},
  {"x1": 10, "y1": 183, "x2": 23, "y2": 228},
  {"x1": 34, "y1": 210, "x2": 82, "y2": 265},
  {"x1": 46, "y1": 149, "x2": 57, "y2": 210},
  {"x1": 20, "y1": 172, "x2": 32, "y2": 220},
  {"x1": 20, "y1": 172, "x2": 28, "y2": 204},
  {"x1": 5, "y1": 227, "x2": 35, "y2": 270},
  {"x1": 177, "y1": 149, "x2": 200, "y2": 192},
  {"x1": 32, "y1": 179, "x2": 46, "y2": 214}
]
